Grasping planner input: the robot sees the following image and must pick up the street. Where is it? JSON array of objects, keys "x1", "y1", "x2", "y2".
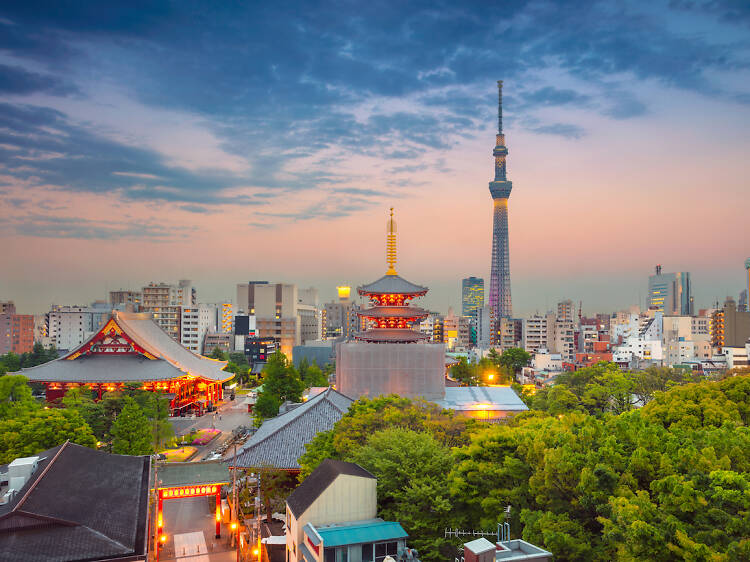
[
  {"x1": 168, "y1": 396, "x2": 254, "y2": 461},
  {"x1": 159, "y1": 496, "x2": 237, "y2": 561}
]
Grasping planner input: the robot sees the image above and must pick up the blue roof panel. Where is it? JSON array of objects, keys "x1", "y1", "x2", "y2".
[{"x1": 317, "y1": 521, "x2": 408, "y2": 547}]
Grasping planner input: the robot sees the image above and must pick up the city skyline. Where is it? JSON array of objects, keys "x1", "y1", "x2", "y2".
[{"x1": 1, "y1": 2, "x2": 749, "y2": 315}]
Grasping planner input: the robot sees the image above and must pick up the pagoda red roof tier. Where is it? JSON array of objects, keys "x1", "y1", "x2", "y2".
[
  {"x1": 357, "y1": 305, "x2": 429, "y2": 320},
  {"x1": 354, "y1": 329, "x2": 427, "y2": 343}
]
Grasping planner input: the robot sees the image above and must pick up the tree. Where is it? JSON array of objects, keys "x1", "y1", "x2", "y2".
[
  {"x1": 254, "y1": 351, "x2": 305, "y2": 419},
  {"x1": 257, "y1": 464, "x2": 297, "y2": 521},
  {"x1": 302, "y1": 362, "x2": 328, "y2": 388},
  {"x1": 0, "y1": 375, "x2": 36, "y2": 419},
  {"x1": 499, "y1": 348, "x2": 531, "y2": 378},
  {"x1": 110, "y1": 398, "x2": 153, "y2": 455},
  {"x1": 0, "y1": 408, "x2": 97, "y2": 463},
  {"x1": 354, "y1": 428, "x2": 455, "y2": 562},
  {"x1": 210, "y1": 347, "x2": 227, "y2": 360},
  {"x1": 450, "y1": 357, "x2": 478, "y2": 385}
]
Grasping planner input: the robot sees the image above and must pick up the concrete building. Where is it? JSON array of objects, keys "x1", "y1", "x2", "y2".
[
  {"x1": 475, "y1": 305, "x2": 495, "y2": 348},
  {"x1": 418, "y1": 312, "x2": 444, "y2": 344},
  {"x1": 47, "y1": 304, "x2": 110, "y2": 352},
  {"x1": 141, "y1": 280, "x2": 195, "y2": 341},
  {"x1": 0, "y1": 301, "x2": 16, "y2": 315},
  {"x1": 180, "y1": 304, "x2": 213, "y2": 353},
  {"x1": 461, "y1": 277, "x2": 484, "y2": 317},
  {"x1": 662, "y1": 315, "x2": 712, "y2": 366},
  {"x1": 648, "y1": 265, "x2": 693, "y2": 315},
  {"x1": 711, "y1": 297, "x2": 750, "y2": 350},
  {"x1": 236, "y1": 282, "x2": 300, "y2": 357},
  {"x1": 498, "y1": 317, "x2": 522, "y2": 351},
  {"x1": 522, "y1": 313, "x2": 555, "y2": 354},
  {"x1": 553, "y1": 320, "x2": 576, "y2": 363},
  {"x1": 443, "y1": 308, "x2": 470, "y2": 351},
  {"x1": 298, "y1": 287, "x2": 323, "y2": 344},
  {"x1": 0, "y1": 312, "x2": 34, "y2": 355},
  {"x1": 557, "y1": 299, "x2": 575, "y2": 323},
  {"x1": 108, "y1": 290, "x2": 141, "y2": 310}
]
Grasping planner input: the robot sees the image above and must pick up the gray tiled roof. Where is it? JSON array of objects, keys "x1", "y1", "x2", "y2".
[
  {"x1": 229, "y1": 388, "x2": 353, "y2": 470},
  {"x1": 154, "y1": 460, "x2": 230, "y2": 488},
  {"x1": 357, "y1": 274, "x2": 428, "y2": 295},
  {"x1": 19, "y1": 354, "x2": 183, "y2": 382},
  {"x1": 116, "y1": 312, "x2": 229, "y2": 381},
  {"x1": 0, "y1": 442, "x2": 150, "y2": 562}
]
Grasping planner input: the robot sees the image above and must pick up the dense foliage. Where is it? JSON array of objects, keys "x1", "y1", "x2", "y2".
[
  {"x1": 299, "y1": 368, "x2": 750, "y2": 561},
  {"x1": 0, "y1": 343, "x2": 59, "y2": 374},
  {"x1": 254, "y1": 351, "x2": 324, "y2": 421},
  {"x1": 0, "y1": 375, "x2": 96, "y2": 463},
  {"x1": 449, "y1": 347, "x2": 529, "y2": 386}
]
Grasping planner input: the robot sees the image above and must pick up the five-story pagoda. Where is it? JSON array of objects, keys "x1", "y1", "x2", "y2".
[{"x1": 355, "y1": 208, "x2": 429, "y2": 343}]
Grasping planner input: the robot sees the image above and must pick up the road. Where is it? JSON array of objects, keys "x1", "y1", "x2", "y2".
[
  {"x1": 158, "y1": 496, "x2": 238, "y2": 561},
  {"x1": 168, "y1": 396, "x2": 254, "y2": 461}
]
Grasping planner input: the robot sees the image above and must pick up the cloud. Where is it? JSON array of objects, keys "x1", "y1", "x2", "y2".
[
  {"x1": 11, "y1": 214, "x2": 194, "y2": 240},
  {"x1": 0, "y1": 64, "x2": 79, "y2": 96},
  {"x1": 529, "y1": 123, "x2": 586, "y2": 139}
]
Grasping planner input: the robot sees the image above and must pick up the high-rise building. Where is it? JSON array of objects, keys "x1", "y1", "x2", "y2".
[
  {"x1": 109, "y1": 290, "x2": 141, "y2": 309},
  {"x1": 475, "y1": 305, "x2": 495, "y2": 348},
  {"x1": 744, "y1": 258, "x2": 750, "y2": 310},
  {"x1": 47, "y1": 304, "x2": 110, "y2": 352},
  {"x1": 461, "y1": 277, "x2": 484, "y2": 317},
  {"x1": 488, "y1": 81, "x2": 513, "y2": 320},
  {"x1": 0, "y1": 301, "x2": 16, "y2": 315},
  {"x1": 141, "y1": 280, "x2": 195, "y2": 341},
  {"x1": 739, "y1": 290, "x2": 748, "y2": 313},
  {"x1": 0, "y1": 313, "x2": 33, "y2": 355},
  {"x1": 180, "y1": 304, "x2": 213, "y2": 353},
  {"x1": 711, "y1": 297, "x2": 750, "y2": 349},
  {"x1": 647, "y1": 266, "x2": 693, "y2": 315},
  {"x1": 498, "y1": 317, "x2": 522, "y2": 351},
  {"x1": 236, "y1": 281, "x2": 308, "y2": 356},
  {"x1": 557, "y1": 299, "x2": 575, "y2": 323}
]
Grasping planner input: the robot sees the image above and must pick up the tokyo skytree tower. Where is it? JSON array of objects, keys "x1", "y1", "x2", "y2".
[{"x1": 488, "y1": 80, "x2": 513, "y2": 319}]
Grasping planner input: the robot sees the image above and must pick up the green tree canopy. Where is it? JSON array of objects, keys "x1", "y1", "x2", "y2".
[
  {"x1": 110, "y1": 398, "x2": 153, "y2": 455},
  {"x1": 254, "y1": 351, "x2": 305, "y2": 420}
]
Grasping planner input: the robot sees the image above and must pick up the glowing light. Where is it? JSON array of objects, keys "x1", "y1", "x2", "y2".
[
  {"x1": 160, "y1": 535, "x2": 167, "y2": 543},
  {"x1": 216, "y1": 508, "x2": 221, "y2": 522},
  {"x1": 231, "y1": 522, "x2": 238, "y2": 530}
]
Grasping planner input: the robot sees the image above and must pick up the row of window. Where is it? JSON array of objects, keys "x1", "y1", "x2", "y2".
[{"x1": 323, "y1": 541, "x2": 398, "y2": 562}]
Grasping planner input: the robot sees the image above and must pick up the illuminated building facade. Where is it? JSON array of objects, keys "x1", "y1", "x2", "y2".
[
  {"x1": 461, "y1": 277, "x2": 484, "y2": 317},
  {"x1": 19, "y1": 311, "x2": 231, "y2": 415},
  {"x1": 488, "y1": 81, "x2": 513, "y2": 320},
  {"x1": 648, "y1": 265, "x2": 693, "y2": 315}
]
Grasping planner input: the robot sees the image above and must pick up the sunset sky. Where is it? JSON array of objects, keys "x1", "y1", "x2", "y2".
[{"x1": 1, "y1": 1, "x2": 749, "y2": 315}]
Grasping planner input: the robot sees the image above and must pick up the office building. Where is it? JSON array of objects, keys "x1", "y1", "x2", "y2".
[
  {"x1": 180, "y1": 304, "x2": 213, "y2": 353},
  {"x1": 46, "y1": 304, "x2": 110, "y2": 352},
  {"x1": 141, "y1": 279, "x2": 195, "y2": 341},
  {"x1": 443, "y1": 308, "x2": 471, "y2": 351},
  {"x1": 0, "y1": 311, "x2": 34, "y2": 355},
  {"x1": 557, "y1": 299, "x2": 575, "y2": 323},
  {"x1": 648, "y1": 265, "x2": 693, "y2": 315},
  {"x1": 461, "y1": 277, "x2": 484, "y2": 317},
  {"x1": 711, "y1": 297, "x2": 750, "y2": 349}
]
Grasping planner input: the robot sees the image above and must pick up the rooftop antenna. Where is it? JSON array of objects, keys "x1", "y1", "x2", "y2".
[{"x1": 386, "y1": 207, "x2": 398, "y2": 276}]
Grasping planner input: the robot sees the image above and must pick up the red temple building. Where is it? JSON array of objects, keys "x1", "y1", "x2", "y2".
[{"x1": 19, "y1": 311, "x2": 231, "y2": 415}]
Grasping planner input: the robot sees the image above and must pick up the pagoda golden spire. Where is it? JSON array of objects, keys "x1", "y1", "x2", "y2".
[{"x1": 386, "y1": 207, "x2": 397, "y2": 275}]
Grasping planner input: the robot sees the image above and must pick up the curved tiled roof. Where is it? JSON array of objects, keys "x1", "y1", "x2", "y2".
[
  {"x1": 228, "y1": 388, "x2": 353, "y2": 470},
  {"x1": 357, "y1": 274, "x2": 427, "y2": 296},
  {"x1": 115, "y1": 312, "x2": 229, "y2": 382},
  {"x1": 357, "y1": 305, "x2": 429, "y2": 319},
  {"x1": 18, "y1": 355, "x2": 183, "y2": 383}
]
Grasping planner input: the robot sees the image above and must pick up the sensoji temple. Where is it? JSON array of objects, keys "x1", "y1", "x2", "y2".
[{"x1": 19, "y1": 311, "x2": 232, "y2": 416}]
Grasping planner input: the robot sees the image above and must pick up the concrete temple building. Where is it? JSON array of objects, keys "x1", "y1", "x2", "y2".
[{"x1": 337, "y1": 209, "x2": 445, "y2": 401}]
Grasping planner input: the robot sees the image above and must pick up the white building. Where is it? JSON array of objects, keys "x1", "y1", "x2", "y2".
[
  {"x1": 475, "y1": 305, "x2": 495, "y2": 348},
  {"x1": 522, "y1": 313, "x2": 555, "y2": 354},
  {"x1": 180, "y1": 304, "x2": 214, "y2": 353},
  {"x1": 532, "y1": 349, "x2": 563, "y2": 372},
  {"x1": 47, "y1": 304, "x2": 110, "y2": 352}
]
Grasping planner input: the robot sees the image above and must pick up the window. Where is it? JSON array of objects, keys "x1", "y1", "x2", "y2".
[
  {"x1": 375, "y1": 542, "x2": 398, "y2": 561},
  {"x1": 324, "y1": 548, "x2": 335, "y2": 562},
  {"x1": 362, "y1": 543, "x2": 374, "y2": 562}
]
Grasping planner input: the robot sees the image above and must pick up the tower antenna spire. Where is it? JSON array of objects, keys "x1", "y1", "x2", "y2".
[
  {"x1": 497, "y1": 80, "x2": 503, "y2": 135},
  {"x1": 386, "y1": 207, "x2": 398, "y2": 275}
]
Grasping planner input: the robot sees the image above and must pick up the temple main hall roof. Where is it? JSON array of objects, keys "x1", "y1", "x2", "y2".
[
  {"x1": 357, "y1": 274, "x2": 427, "y2": 296},
  {"x1": 19, "y1": 311, "x2": 230, "y2": 384}
]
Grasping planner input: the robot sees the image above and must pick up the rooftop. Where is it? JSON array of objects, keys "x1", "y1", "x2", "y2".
[
  {"x1": 287, "y1": 459, "x2": 375, "y2": 518},
  {"x1": 358, "y1": 274, "x2": 428, "y2": 296},
  {"x1": 438, "y1": 386, "x2": 529, "y2": 412},
  {"x1": 313, "y1": 518, "x2": 408, "y2": 548},
  {"x1": 0, "y1": 442, "x2": 150, "y2": 562},
  {"x1": 229, "y1": 388, "x2": 353, "y2": 471}
]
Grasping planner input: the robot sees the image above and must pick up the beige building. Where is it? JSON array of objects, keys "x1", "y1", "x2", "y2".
[
  {"x1": 236, "y1": 282, "x2": 322, "y2": 356},
  {"x1": 286, "y1": 460, "x2": 408, "y2": 562},
  {"x1": 141, "y1": 280, "x2": 195, "y2": 341}
]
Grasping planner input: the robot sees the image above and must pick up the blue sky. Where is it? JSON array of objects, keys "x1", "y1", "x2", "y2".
[{"x1": 1, "y1": 1, "x2": 749, "y2": 314}]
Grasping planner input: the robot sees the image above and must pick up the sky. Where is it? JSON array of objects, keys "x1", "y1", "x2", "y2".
[{"x1": 1, "y1": 0, "x2": 749, "y2": 316}]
